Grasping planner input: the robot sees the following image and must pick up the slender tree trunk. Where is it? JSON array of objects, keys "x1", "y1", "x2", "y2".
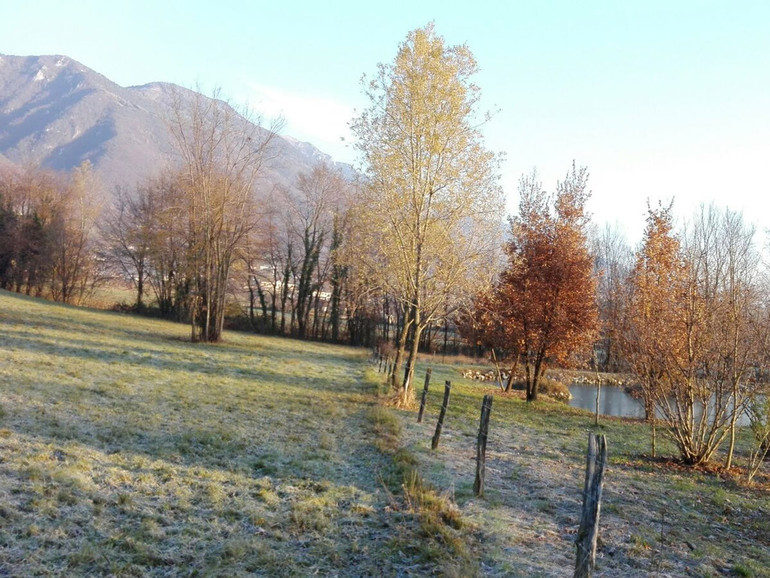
[
  {"x1": 401, "y1": 322, "x2": 423, "y2": 407},
  {"x1": 330, "y1": 270, "x2": 342, "y2": 342},
  {"x1": 136, "y1": 266, "x2": 145, "y2": 309},
  {"x1": 390, "y1": 312, "x2": 411, "y2": 389},
  {"x1": 256, "y1": 280, "x2": 269, "y2": 329},
  {"x1": 725, "y1": 383, "x2": 739, "y2": 470},
  {"x1": 247, "y1": 282, "x2": 256, "y2": 328}
]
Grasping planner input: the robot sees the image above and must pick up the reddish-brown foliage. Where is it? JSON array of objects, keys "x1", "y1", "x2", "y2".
[{"x1": 471, "y1": 164, "x2": 599, "y2": 401}]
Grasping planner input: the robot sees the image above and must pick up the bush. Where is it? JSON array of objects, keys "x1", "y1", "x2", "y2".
[
  {"x1": 537, "y1": 377, "x2": 571, "y2": 402},
  {"x1": 508, "y1": 376, "x2": 571, "y2": 403}
]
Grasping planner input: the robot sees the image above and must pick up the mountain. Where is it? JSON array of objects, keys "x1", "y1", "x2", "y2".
[{"x1": 0, "y1": 54, "x2": 352, "y2": 195}]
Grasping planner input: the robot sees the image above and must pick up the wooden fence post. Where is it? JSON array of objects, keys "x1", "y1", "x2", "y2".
[
  {"x1": 431, "y1": 381, "x2": 451, "y2": 449},
  {"x1": 574, "y1": 433, "x2": 608, "y2": 578},
  {"x1": 473, "y1": 394, "x2": 494, "y2": 496},
  {"x1": 417, "y1": 368, "x2": 432, "y2": 423},
  {"x1": 378, "y1": 354, "x2": 384, "y2": 373}
]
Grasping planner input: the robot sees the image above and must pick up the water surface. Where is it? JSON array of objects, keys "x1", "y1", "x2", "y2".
[
  {"x1": 568, "y1": 383, "x2": 645, "y2": 419},
  {"x1": 568, "y1": 383, "x2": 753, "y2": 426}
]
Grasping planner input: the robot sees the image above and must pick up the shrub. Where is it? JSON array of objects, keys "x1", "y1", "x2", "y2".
[{"x1": 508, "y1": 376, "x2": 571, "y2": 403}]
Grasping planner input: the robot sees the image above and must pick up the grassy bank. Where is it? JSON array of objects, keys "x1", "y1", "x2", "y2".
[{"x1": 1, "y1": 289, "x2": 768, "y2": 576}]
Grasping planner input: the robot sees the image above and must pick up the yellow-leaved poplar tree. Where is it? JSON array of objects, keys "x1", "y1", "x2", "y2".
[{"x1": 351, "y1": 24, "x2": 503, "y2": 406}]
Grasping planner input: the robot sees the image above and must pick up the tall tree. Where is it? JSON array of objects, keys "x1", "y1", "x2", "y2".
[
  {"x1": 621, "y1": 201, "x2": 681, "y2": 456},
  {"x1": 169, "y1": 87, "x2": 280, "y2": 342},
  {"x1": 482, "y1": 166, "x2": 598, "y2": 401},
  {"x1": 102, "y1": 184, "x2": 154, "y2": 310},
  {"x1": 102, "y1": 173, "x2": 187, "y2": 314},
  {"x1": 592, "y1": 223, "x2": 633, "y2": 372},
  {"x1": 49, "y1": 161, "x2": 104, "y2": 304},
  {"x1": 351, "y1": 24, "x2": 503, "y2": 405}
]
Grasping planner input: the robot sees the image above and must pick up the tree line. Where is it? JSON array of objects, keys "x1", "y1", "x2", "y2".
[
  {"x1": 466, "y1": 180, "x2": 770, "y2": 469},
  {"x1": 0, "y1": 162, "x2": 103, "y2": 304}
]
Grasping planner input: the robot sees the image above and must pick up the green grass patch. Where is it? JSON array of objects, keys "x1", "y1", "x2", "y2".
[{"x1": 381, "y1": 354, "x2": 770, "y2": 576}]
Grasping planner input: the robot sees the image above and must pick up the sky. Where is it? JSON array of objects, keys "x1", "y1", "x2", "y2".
[{"x1": 2, "y1": 0, "x2": 769, "y2": 244}]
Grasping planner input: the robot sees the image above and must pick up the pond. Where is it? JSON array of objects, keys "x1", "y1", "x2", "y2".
[
  {"x1": 568, "y1": 383, "x2": 645, "y2": 419},
  {"x1": 568, "y1": 383, "x2": 754, "y2": 426}
]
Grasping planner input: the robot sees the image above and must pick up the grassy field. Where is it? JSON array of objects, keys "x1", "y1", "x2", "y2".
[{"x1": 1, "y1": 289, "x2": 769, "y2": 576}]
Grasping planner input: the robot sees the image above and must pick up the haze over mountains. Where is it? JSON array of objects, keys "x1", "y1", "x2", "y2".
[{"x1": 0, "y1": 53, "x2": 352, "y2": 195}]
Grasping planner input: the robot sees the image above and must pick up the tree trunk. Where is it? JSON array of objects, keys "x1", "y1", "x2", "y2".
[
  {"x1": 527, "y1": 356, "x2": 544, "y2": 402},
  {"x1": 401, "y1": 321, "x2": 423, "y2": 407},
  {"x1": 390, "y1": 313, "x2": 411, "y2": 390},
  {"x1": 725, "y1": 383, "x2": 739, "y2": 470}
]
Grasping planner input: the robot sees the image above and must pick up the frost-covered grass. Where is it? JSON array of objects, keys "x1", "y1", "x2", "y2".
[
  {"x1": 390, "y1": 358, "x2": 770, "y2": 577},
  {"x1": 2, "y1": 288, "x2": 768, "y2": 577},
  {"x1": 0, "y1": 290, "x2": 431, "y2": 576}
]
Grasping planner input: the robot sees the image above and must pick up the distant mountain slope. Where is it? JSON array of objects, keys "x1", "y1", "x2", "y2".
[{"x1": 0, "y1": 54, "x2": 351, "y2": 194}]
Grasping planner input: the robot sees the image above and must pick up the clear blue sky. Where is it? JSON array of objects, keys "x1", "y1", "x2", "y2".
[{"x1": 2, "y1": 0, "x2": 769, "y2": 243}]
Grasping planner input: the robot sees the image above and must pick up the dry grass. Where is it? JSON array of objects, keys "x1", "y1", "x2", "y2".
[
  {"x1": 0, "y1": 290, "x2": 433, "y2": 576},
  {"x1": 389, "y1": 358, "x2": 770, "y2": 577},
  {"x1": 3, "y1": 289, "x2": 769, "y2": 576}
]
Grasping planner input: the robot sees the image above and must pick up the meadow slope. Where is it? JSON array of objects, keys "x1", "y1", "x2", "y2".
[
  {"x1": 0, "y1": 291, "x2": 416, "y2": 576},
  {"x1": 1, "y1": 290, "x2": 769, "y2": 577}
]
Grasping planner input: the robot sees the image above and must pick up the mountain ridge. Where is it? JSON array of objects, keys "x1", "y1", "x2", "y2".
[{"x1": 0, "y1": 53, "x2": 351, "y2": 195}]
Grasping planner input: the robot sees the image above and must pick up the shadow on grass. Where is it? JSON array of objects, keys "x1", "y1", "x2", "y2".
[{"x1": 2, "y1": 326, "x2": 368, "y2": 397}]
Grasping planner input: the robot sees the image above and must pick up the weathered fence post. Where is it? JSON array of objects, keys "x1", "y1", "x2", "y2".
[
  {"x1": 431, "y1": 381, "x2": 451, "y2": 449},
  {"x1": 473, "y1": 394, "x2": 494, "y2": 496},
  {"x1": 574, "y1": 433, "x2": 608, "y2": 578},
  {"x1": 378, "y1": 353, "x2": 384, "y2": 373},
  {"x1": 417, "y1": 368, "x2": 432, "y2": 423}
]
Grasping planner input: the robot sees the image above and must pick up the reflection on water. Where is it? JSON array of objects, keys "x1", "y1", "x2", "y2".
[
  {"x1": 568, "y1": 384, "x2": 645, "y2": 419},
  {"x1": 568, "y1": 383, "x2": 753, "y2": 426}
]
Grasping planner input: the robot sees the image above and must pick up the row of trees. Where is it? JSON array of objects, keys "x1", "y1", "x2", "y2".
[
  {"x1": 0, "y1": 162, "x2": 103, "y2": 304},
  {"x1": 466, "y1": 181, "x2": 770, "y2": 467},
  {"x1": 1, "y1": 24, "x2": 504, "y2": 407},
  {"x1": 105, "y1": 23, "x2": 506, "y2": 383}
]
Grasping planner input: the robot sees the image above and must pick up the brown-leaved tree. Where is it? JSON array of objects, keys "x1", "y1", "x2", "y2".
[{"x1": 476, "y1": 165, "x2": 598, "y2": 401}]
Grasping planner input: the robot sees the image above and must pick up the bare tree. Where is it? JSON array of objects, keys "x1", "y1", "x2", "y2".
[
  {"x1": 689, "y1": 206, "x2": 759, "y2": 469},
  {"x1": 101, "y1": 184, "x2": 154, "y2": 309},
  {"x1": 48, "y1": 161, "x2": 105, "y2": 304},
  {"x1": 102, "y1": 172, "x2": 187, "y2": 315},
  {"x1": 284, "y1": 163, "x2": 348, "y2": 338},
  {"x1": 592, "y1": 223, "x2": 633, "y2": 373},
  {"x1": 169, "y1": 86, "x2": 281, "y2": 342}
]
